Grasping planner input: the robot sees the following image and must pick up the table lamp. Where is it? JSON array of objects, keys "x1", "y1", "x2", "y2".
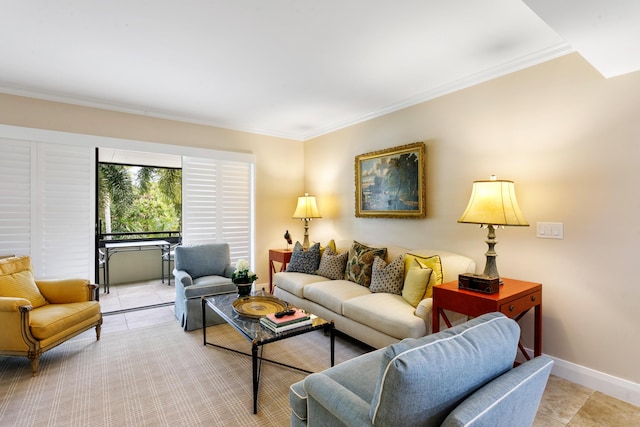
[
  {"x1": 292, "y1": 193, "x2": 321, "y2": 249},
  {"x1": 458, "y1": 176, "x2": 528, "y2": 280}
]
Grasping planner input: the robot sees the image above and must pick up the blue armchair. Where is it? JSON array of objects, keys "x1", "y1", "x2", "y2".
[
  {"x1": 173, "y1": 243, "x2": 236, "y2": 331},
  {"x1": 290, "y1": 312, "x2": 553, "y2": 427}
]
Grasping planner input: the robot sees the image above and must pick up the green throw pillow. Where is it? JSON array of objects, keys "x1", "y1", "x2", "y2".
[{"x1": 344, "y1": 241, "x2": 387, "y2": 287}]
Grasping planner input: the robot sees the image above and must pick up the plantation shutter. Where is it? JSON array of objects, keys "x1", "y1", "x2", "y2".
[
  {"x1": 182, "y1": 156, "x2": 253, "y2": 265},
  {"x1": 0, "y1": 138, "x2": 31, "y2": 256},
  {"x1": 35, "y1": 143, "x2": 94, "y2": 279},
  {"x1": 219, "y1": 161, "x2": 252, "y2": 262},
  {"x1": 182, "y1": 156, "x2": 218, "y2": 244},
  {"x1": 0, "y1": 138, "x2": 94, "y2": 278}
]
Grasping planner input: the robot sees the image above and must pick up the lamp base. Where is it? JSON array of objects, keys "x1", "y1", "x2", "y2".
[
  {"x1": 482, "y1": 224, "x2": 501, "y2": 282},
  {"x1": 301, "y1": 219, "x2": 310, "y2": 249}
]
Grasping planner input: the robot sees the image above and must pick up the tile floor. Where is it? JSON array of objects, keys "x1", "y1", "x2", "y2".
[
  {"x1": 91, "y1": 280, "x2": 640, "y2": 426},
  {"x1": 96, "y1": 278, "x2": 177, "y2": 334}
]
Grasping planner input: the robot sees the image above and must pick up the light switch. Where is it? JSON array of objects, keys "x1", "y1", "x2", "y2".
[{"x1": 536, "y1": 222, "x2": 564, "y2": 239}]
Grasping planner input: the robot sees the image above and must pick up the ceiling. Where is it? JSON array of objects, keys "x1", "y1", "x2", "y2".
[{"x1": 1, "y1": 1, "x2": 638, "y2": 141}]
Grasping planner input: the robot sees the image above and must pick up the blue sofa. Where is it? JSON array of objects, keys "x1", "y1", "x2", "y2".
[
  {"x1": 290, "y1": 312, "x2": 553, "y2": 426},
  {"x1": 173, "y1": 243, "x2": 237, "y2": 330}
]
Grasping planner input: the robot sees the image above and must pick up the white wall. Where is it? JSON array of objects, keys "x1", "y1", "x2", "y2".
[{"x1": 304, "y1": 53, "x2": 640, "y2": 400}]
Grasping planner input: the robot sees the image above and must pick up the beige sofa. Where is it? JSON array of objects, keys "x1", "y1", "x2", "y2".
[{"x1": 273, "y1": 240, "x2": 476, "y2": 349}]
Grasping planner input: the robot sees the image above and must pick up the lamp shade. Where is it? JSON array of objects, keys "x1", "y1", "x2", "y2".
[
  {"x1": 458, "y1": 179, "x2": 528, "y2": 226},
  {"x1": 292, "y1": 193, "x2": 321, "y2": 219}
]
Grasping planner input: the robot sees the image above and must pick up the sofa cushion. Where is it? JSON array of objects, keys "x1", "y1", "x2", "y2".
[
  {"x1": 343, "y1": 293, "x2": 427, "y2": 339},
  {"x1": 402, "y1": 259, "x2": 433, "y2": 307},
  {"x1": 184, "y1": 278, "x2": 236, "y2": 299},
  {"x1": 275, "y1": 272, "x2": 328, "y2": 298},
  {"x1": 369, "y1": 255, "x2": 404, "y2": 294},
  {"x1": 286, "y1": 242, "x2": 321, "y2": 274},
  {"x1": 29, "y1": 301, "x2": 101, "y2": 340},
  {"x1": 304, "y1": 280, "x2": 371, "y2": 314},
  {"x1": 316, "y1": 246, "x2": 348, "y2": 280},
  {"x1": 0, "y1": 256, "x2": 48, "y2": 308},
  {"x1": 369, "y1": 313, "x2": 520, "y2": 426},
  {"x1": 344, "y1": 241, "x2": 387, "y2": 287}
]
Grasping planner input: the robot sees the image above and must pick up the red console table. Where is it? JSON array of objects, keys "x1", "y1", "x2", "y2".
[{"x1": 268, "y1": 249, "x2": 292, "y2": 293}]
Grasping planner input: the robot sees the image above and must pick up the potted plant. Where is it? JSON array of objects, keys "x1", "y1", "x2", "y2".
[{"x1": 232, "y1": 259, "x2": 258, "y2": 297}]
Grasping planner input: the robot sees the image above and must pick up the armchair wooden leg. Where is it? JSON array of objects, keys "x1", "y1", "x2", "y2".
[
  {"x1": 96, "y1": 323, "x2": 102, "y2": 341},
  {"x1": 30, "y1": 356, "x2": 40, "y2": 377}
]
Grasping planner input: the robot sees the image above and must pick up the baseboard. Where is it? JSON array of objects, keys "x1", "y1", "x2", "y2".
[{"x1": 523, "y1": 347, "x2": 640, "y2": 407}]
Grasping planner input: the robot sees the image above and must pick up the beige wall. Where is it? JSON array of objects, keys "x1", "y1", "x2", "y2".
[
  {"x1": 1, "y1": 52, "x2": 638, "y2": 391},
  {"x1": 0, "y1": 92, "x2": 306, "y2": 288},
  {"x1": 304, "y1": 53, "x2": 640, "y2": 385}
]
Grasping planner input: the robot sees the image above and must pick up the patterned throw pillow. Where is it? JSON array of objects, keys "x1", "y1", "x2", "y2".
[
  {"x1": 370, "y1": 254, "x2": 405, "y2": 294},
  {"x1": 286, "y1": 241, "x2": 321, "y2": 274},
  {"x1": 344, "y1": 241, "x2": 387, "y2": 287},
  {"x1": 316, "y1": 246, "x2": 349, "y2": 280}
]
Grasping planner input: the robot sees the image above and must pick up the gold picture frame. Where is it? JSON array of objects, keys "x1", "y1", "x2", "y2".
[{"x1": 355, "y1": 142, "x2": 426, "y2": 218}]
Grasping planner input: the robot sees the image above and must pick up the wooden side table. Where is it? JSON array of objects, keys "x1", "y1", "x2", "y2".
[
  {"x1": 268, "y1": 249, "x2": 292, "y2": 293},
  {"x1": 432, "y1": 278, "x2": 542, "y2": 360}
]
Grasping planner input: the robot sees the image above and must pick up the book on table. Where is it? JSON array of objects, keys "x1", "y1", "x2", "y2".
[
  {"x1": 260, "y1": 309, "x2": 313, "y2": 332},
  {"x1": 265, "y1": 308, "x2": 310, "y2": 325}
]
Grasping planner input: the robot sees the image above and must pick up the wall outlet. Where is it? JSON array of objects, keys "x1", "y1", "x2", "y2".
[{"x1": 536, "y1": 222, "x2": 564, "y2": 239}]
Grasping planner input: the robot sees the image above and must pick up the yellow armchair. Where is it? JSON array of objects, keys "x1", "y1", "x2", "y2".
[{"x1": 0, "y1": 256, "x2": 102, "y2": 376}]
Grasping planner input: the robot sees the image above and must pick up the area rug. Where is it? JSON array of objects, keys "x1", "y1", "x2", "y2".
[{"x1": 0, "y1": 322, "x2": 369, "y2": 427}]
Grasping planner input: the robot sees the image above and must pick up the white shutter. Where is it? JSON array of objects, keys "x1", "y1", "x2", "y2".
[
  {"x1": 182, "y1": 156, "x2": 254, "y2": 265},
  {"x1": 0, "y1": 138, "x2": 94, "y2": 279},
  {"x1": 35, "y1": 143, "x2": 94, "y2": 279},
  {"x1": 182, "y1": 156, "x2": 218, "y2": 244},
  {"x1": 0, "y1": 139, "x2": 31, "y2": 256},
  {"x1": 220, "y1": 161, "x2": 252, "y2": 263}
]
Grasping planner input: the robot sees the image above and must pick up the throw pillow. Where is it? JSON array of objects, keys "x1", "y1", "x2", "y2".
[
  {"x1": 402, "y1": 259, "x2": 433, "y2": 307},
  {"x1": 316, "y1": 246, "x2": 348, "y2": 280},
  {"x1": 0, "y1": 256, "x2": 48, "y2": 308},
  {"x1": 286, "y1": 241, "x2": 321, "y2": 274},
  {"x1": 370, "y1": 254, "x2": 405, "y2": 294},
  {"x1": 404, "y1": 253, "x2": 443, "y2": 297},
  {"x1": 319, "y1": 239, "x2": 337, "y2": 257},
  {"x1": 344, "y1": 241, "x2": 387, "y2": 287}
]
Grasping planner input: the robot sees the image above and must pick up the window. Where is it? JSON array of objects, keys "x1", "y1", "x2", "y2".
[
  {"x1": 0, "y1": 125, "x2": 256, "y2": 278},
  {"x1": 97, "y1": 163, "x2": 182, "y2": 239}
]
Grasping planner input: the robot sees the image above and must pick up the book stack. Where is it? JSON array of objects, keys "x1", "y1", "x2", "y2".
[{"x1": 260, "y1": 308, "x2": 312, "y2": 332}]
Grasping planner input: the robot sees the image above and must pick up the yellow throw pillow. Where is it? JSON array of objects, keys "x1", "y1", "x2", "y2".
[
  {"x1": 402, "y1": 260, "x2": 433, "y2": 307},
  {"x1": 0, "y1": 256, "x2": 48, "y2": 308},
  {"x1": 404, "y1": 253, "x2": 443, "y2": 296}
]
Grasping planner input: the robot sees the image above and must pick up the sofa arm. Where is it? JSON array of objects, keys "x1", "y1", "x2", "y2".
[
  {"x1": 305, "y1": 373, "x2": 373, "y2": 427},
  {"x1": 415, "y1": 298, "x2": 468, "y2": 334},
  {"x1": 174, "y1": 269, "x2": 193, "y2": 288},
  {"x1": 223, "y1": 265, "x2": 235, "y2": 278},
  {"x1": 35, "y1": 279, "x2": 93, "y2": 304},
  {"x1": 442, "y1": 356, "x2": 554, "y2": 427},
  {"x1": 0, "y1": 297, "x2": 32, "y2": 350}
]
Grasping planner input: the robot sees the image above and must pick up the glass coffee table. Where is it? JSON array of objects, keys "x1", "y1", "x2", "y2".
[{"x1": 201, "y1": 292, "x2": 335, "y2": 414}]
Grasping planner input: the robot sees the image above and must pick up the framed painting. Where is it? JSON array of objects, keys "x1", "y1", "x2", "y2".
[{"x1": 355, "y1": 142, "x2": 426, "y2": 218}]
